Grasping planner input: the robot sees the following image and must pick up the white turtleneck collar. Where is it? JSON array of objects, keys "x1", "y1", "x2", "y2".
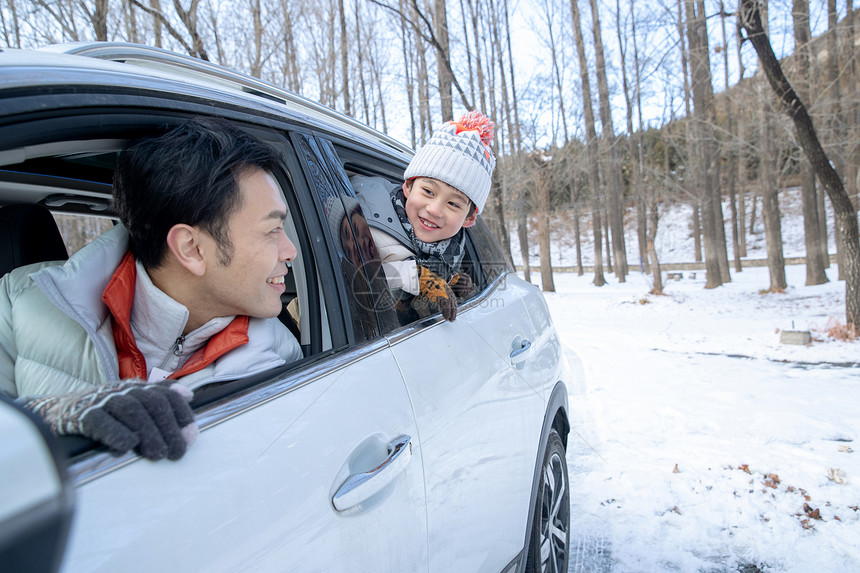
[{"x1": 131, "y1": 261, "x2": 235, "y2": 379}]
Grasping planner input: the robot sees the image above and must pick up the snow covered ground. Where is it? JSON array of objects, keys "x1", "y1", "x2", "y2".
[
  {"x1": 541, "y1": 265, "x2": 858, "y2": 572},
  {"x1": 523, "y1": 216, "x2": 859, "y2": 570}
]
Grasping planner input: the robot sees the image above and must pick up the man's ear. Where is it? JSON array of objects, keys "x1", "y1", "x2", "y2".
[
  {"x1": 402, "y1": 180, "x2": 412, "y2": 198},
  {"x1": 462, "y1": 210, "x2": 478, "y2": 228},
  {"x1": 165, "y1": 224, "x2": 207, "y2": 276}
]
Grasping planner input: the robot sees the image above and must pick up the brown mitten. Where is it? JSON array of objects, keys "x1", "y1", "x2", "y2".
[
  {"x1": 417, "y1": 265, "x2": 457, "y2": 321},
  {"x1": 448, "y1": 272, "x2": 475, "y2": 299}
]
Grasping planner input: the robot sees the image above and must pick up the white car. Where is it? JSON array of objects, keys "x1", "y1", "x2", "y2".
[{"x1": 0, "y1": 43, "x2": 570, "y2": 573}]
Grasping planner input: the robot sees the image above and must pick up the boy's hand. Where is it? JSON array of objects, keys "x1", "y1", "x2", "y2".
[
  {"x1": 448, "y1": 272, "x2": 475, "y2": 299},
  {"x1": 417, "y1": 265, "x2": 457, "y2": 321},
  {"x1": 23, "y1": 380, "x2": 197, "y2": 461}
]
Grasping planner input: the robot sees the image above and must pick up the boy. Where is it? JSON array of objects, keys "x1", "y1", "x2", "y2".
[{"x1": 351, "y1": 110, "x2": 496, "y2": 322}]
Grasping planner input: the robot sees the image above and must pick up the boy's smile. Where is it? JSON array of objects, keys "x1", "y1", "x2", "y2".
[{"x1": 403, "y1": 177, "x2": 477, "y2": 243}]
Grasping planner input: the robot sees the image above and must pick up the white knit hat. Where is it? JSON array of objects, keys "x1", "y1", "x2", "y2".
[{"x1": 404, "y1": 110, "x2": 496, "y2": 213}]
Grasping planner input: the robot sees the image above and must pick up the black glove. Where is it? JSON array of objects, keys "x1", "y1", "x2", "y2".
[
  {"x1": 448, "y1": 272, "x2": 475, "y2": 300},
  {"x1": 24, "y1": 380, "x2": 197, "y2": 461},
  {"x1": 417, "y1": 265, "x2": 457, "y2": 321}
]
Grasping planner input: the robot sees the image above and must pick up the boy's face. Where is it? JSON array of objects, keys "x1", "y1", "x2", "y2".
[{"x1": 403, "y1": 177, "x2": 477, "y2": 243}]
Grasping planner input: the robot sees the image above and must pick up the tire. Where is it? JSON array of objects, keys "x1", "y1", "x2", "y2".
[{"x1": 525, "y1": 428, "x2": 570, "y2": 573}]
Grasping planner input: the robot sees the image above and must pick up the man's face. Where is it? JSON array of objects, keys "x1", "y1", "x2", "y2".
[
  {"x1": 403, "y1": 177, "x2": 477, "y2": 243},
  {"x1": 201, "y1": 168, "x2": 297, "y2": 319}
]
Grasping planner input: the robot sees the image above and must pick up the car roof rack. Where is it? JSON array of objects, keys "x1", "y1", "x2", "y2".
[{"x1": 40, "y1": 42, "x2": 412, "y2": 158}]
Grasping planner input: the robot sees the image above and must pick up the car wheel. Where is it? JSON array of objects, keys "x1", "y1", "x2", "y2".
[{"x1": 525, "y1": 428, "x2": 570, "y2": 573}]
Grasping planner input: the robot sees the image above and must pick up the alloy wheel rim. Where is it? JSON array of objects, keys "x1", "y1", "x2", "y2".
[{"x1": 539, "y1": 451, "x2": 568, "y2": 573}]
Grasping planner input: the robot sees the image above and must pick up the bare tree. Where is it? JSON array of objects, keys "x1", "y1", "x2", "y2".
[
  {"x1": 532, "y1": 152, "x2": 555, "y2": 291},
  {"x1": 791, "y1": 0, "x2": 828, "y2": 285},
  {"x1": 276, "y1": 0, "x2": 302, "y2": 92},
  {"x1": 684, "y1": 0, "x2": 724, "y2": 288},
  {"x1": 130, "y1": 0, "x2": 209, "y2": 60},
  {"x1": 397, "y1": 0, "x2": 418, "y2": 148},
  {"x1": 617, "y1": 0, "x2": 647, "y2": 273},
  {"x1": 354, "y1": 0, "x2": 372, "y2": 124},
  {"x1": 539, "y1": 0, "x2": 569, "y2": 145},
  {"x1": 502, "y1": 0, "x2": 522, "y2": 151},
  {"x1": 569, "y1": 0, "x2": 605, "y2": 286},
  {"x1": 433, "y1": 0, "x2": 453, "y2": 120},
  {"x1": 150, "y1": 0, "x2": 162, "y2": 46},
  {"x1": 589, "y1": 0, "x2": 627, "y2": 282},
  {"x1": 757, "y1": 88, "x2": 788, "y2": 292},
  {"x1": 247, "y1": 0, "x2": 264, "y2": 78},
  {"x1": 719, "y1": 1, "x2": 741, "y2": 272},
  {"x1": 338, "y1": 0, "x2": 351, "y2": 115},
  {"x1": 734, "y1": 18, "x2": 748, "y2": 258},
  {"x1": 1, "y1": 0, "x2": 22, "y2": 48},
  {"x1": 739, "y1": 0, "x2": 860, "y2": 329}
]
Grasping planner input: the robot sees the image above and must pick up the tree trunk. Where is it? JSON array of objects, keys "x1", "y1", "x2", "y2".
[
  {"x1": 465, "y1": 0, "x2": 487, "y2": 113},
  {"x1": 151, "y1": 0, "x2": 163, "y2": 47},
  {"x1": 735, "y1": 24, "x2": 748, "y2": 259},
  {"x1": 533, "y1": 155, "x2": 555, "y2": 292},
  {"x1": 125, "y1": 0, "x2": 139, "y2": 43},
  {"x1": 249, "y1": 0, "x2": 264, "y2": 78},
  {"x1": 792, "y1": 0, "x2": 828, "y2": 285},
  {"x1": 545, "y1": 0, "x2": 569, "y2": 145},
  {"x1": 692, "y1": 203, "x2": 702, "y2": 262},
  {"x1": 570, "y1": 0, "x2": 605, "y2": 286},
  {"x1": 518, "y1": 208, "x2": 531, "y2": 283},
  {"x1": 648, "y1": 201, "x2": 663, "y2": 295},
  {"x1": 433, "y1": 0, "x2": 453, "y2": 121},
  {"x1": 503, "y1": 0, "x2": 522, "y2": 151},
  {"x1": 761, "y1": 185, "x2": 787, "y2": 291},
  {"x1": 92, "y1": 0, "x2": 108, "y2": 41},
  {"x1": 573, "y1": 202, "x2": 584, "y2": 276},
  {"x1": 414, "y1": 9, "x2": 432, "y2": 143},
  {"x1": 748, "y1": 192, "x2": 757, "y2": 235},
  {"x1": 354, "y1": 0, "x2": 371, "y2": 122},
  {"x1": 684, "y1": 0, "x2": 723, "y2": 288},
  {"x1": 758, "y1": 80, "x2": 787, "y2": 292},
  {"x1": 630, "y1": 0, "x2": 649, "y2": 274},
  {"x1": 740, "y1": 0, "x2": 860, "y2": 329},
  {"x1": 720, "y1": 2, "x2": 742, "y2": 272},
  {"x1": 818, "y1": 182, "x2": 830, "y2": 267},
  {"x1": 589, "y1": 0, "x2": 627, "y2": 282},
  {"x1": 2, "y1": 0, "x2": 22, "y2": 48},
  {"x1": 398, "y1": 0, "x2": 417, "y2": 148}
]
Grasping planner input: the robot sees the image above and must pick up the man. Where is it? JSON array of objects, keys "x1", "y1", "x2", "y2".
[{"x1": 0, "y1": 118, "x2": 302, "y2": 460}]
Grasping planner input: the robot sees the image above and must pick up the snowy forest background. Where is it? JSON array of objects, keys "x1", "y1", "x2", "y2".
[{"x1": 2, "y1": 0, "x2": 858, "y2": 308}]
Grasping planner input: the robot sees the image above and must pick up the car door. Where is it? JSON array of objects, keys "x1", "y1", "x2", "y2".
[
  {"x1": 386, "y1": 225, "x2": 558, "y2": 573},
  {"x1": 8, "y1": 122, "x2": 432, "y2": 573},
  {"x1": 63, "y1": 343, "x2": 426, "y2": 573}
]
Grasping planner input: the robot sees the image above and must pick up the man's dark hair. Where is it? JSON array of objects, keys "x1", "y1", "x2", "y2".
[{"x1": 113, "y1": 117, "x2": 280, "y2": 269}]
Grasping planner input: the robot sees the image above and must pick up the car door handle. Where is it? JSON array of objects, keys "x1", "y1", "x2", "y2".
[
  {"x1": 510, "y1": 339, "x2": 532, "y2": 366},
  {"x1": 332, "y1": 435, "x2": 413, "y2": 511}
]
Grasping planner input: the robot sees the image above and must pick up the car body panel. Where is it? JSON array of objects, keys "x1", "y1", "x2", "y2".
[
  {"x1": 61, "y1": 344, "x2": 428, "y2": 573},
  {"x1": 388, "y1": 275, "x2": 550, "y2": 572}
]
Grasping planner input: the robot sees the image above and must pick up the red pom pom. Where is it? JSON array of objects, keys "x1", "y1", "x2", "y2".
[{"x1": 455, "y1": 110, "x2": 494, "y2": 147}]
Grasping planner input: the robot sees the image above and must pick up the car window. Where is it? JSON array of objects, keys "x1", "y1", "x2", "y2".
[
  {"x1": 292, "y1": 133, "x2": 399, "y2": 340},
  {"x1": 52, "y1": 213, "x2": 114, "y2": 255},
  {"x1": 466, "y1": 217, "x2": 513, "y2": 290},
  {"x1": 0, "y1": 124, "x2": 328, "y2": 406},
  {"x1": 326, "y1": 142, "x2": 514, "y2": 327}
]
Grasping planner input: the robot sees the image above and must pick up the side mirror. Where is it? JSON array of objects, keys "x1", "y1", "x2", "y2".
[{"x1": 0, "y1": 395, "x2": 74, "y2": 573}]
